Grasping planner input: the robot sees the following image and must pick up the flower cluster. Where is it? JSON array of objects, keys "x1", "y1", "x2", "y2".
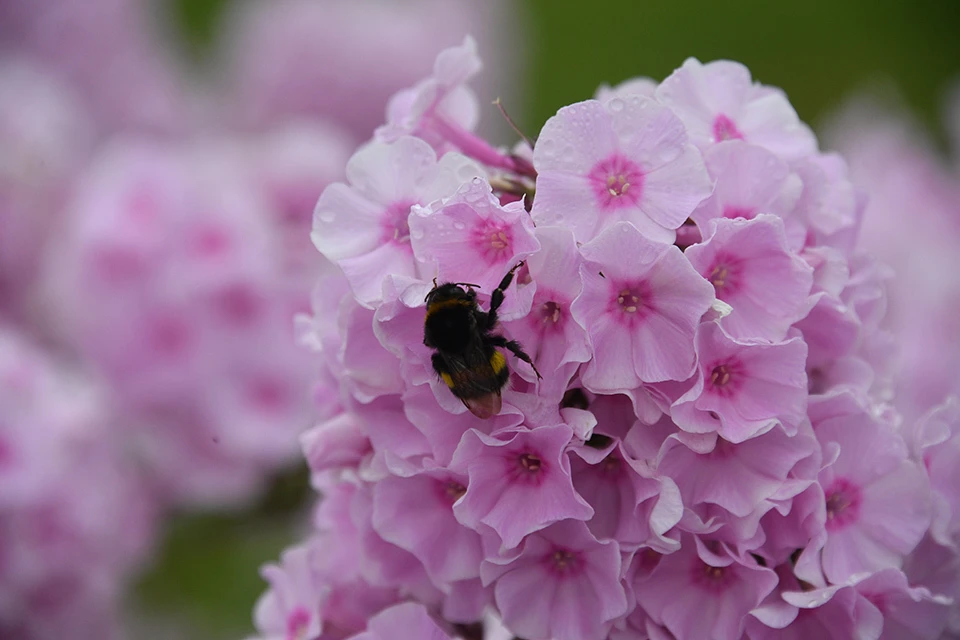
[
  {"x1": 252, "y1": 41, "x2": 960, "y2": 640},
  {"x1": 0, "y1": 327, "x2": 157, "y2": 639},
  {"x1": 43, "y1": 131, "x2": 349, "y2": 504}
]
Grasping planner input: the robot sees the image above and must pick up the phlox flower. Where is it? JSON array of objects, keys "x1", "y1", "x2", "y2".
[
  {"x1": 671, "y1": 321, "x2": 808, "y2": 442},
  {"x1": 571, "y1": 221, "x2": 715, "y2": 392},
  {"x1": 371, "y1": 469, "x2": 483, "y2": 584},
  {"x1": 688, "y1": 141, "x2": 802, "y2": 234},
  {"x1": 633, "y1": 535, "x2": 779, "y2": 640},
  {"x1": 376, "y1": 36, "x2": 482, "y2": 154},
  {"x1": 685, "y1": 215, "x2": 813, "y2": 342},
  {"x1": 409, "y1": 177, "x2": 540, "y2": 314},
  {"x1": 657, "y1": 421, "x2": 817, "y2": 521},
  {"x1": 813, "y1": 394, "x2": 932, "y2": 583},
  {"x1": 312, "y1": 136, "x2": 483, "y2": 306},
  {"x1": 656, "y1": 58, "x2": 817, "y2": 160},
  {"x1": 531, "y1": 95, "x2": 712, "y2": 243},
  {"x1": 451, "y1": 425, "x2": 593, "y2": 549},
  {"x1": 480, "y1": 520, "x2": 628, "y2": 640},
  {"x1": 570, "y1": 441, "x2": 683, "y2": 552}
]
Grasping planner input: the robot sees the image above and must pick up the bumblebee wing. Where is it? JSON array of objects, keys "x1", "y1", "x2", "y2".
[
  {"x1": 440, "y1": 346, "x2": 508, "y2": 419},
  {"x1": 462, "y1": 392, "x2": 502, "y2": 420}
]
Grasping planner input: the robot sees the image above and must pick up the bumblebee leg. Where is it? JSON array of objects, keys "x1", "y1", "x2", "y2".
[
  {"x1": 486, "y1": 262, "x2": 525, "y2": 328},
  {"x1": 489, "y1": 335, "x2": 542, "y2": 380}
]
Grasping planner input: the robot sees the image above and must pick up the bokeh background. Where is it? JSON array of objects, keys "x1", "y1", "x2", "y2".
[{"x1": 3, "y1": 0, "x2": 959, "y2": 638}]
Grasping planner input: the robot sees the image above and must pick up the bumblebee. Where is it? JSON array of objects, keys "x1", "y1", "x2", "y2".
[{"x1": 424, "y1": 262, "x2": 541, "y2": 419}]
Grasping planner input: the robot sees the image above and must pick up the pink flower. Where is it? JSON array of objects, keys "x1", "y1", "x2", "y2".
[
  {"x1": 312, "y1": 136, "x2": 483, "y2": 306},
  {"x1": 532, "y1": 96, "x2": 712, "y2": 243},
  {"x1": 634, "y1": 535, "x2": 779, "y2": 640},
  {"x1": 656, "y1": 58, "x2": 817, "y2": 160},
  {"x1": 451, "y1": 425, "x2": 594, "y2": 549},
  {"x1": 685, "y1": 215, "x2": 814, "y2": 342},
  {"x1": 481, "y1": 520, "x2": 628, "y2": 640},
  {"x1": 671, "y1": 321, "x2": 808, "y2": 442},
  {"x1": 688, "y1": 141, "x2": 802, "y2": 234},
  {"x1": 409, "y1": 177, "x2": 540, "y2": 312},
  {"x1": 572, "y1": 222, "x2": 715, "y2": 392},
  {"x1": 377, "y1": 36, "x2": 482, "y2": 151},
  {"x1": 814, "y1": 394, "x2": 932, "y2": 583},
  {"x1": 371, "y1": 469, "x2": 482, "y2": 584}
]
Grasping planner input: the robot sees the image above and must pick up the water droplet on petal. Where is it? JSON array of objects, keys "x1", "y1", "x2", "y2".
[
  {"x1": 318, "y1": 210, "x2": 335, "y2": 223},
  {"x1": 608, "y1": 98, "x2": 625, "y2": 113}
]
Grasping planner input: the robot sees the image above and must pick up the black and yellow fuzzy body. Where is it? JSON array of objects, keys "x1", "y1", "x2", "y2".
[{"x1": 423, "y1": 264, "x2": 541, "y2": 419}]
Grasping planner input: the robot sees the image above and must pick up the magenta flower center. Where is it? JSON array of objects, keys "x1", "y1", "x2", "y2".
[
  {"x1": 471, "y1": 220, "x2": 513, "y2": 264},
  {"x1": 706, "y1": 254, "x2": 742, "y2": 296},
  {"x1": 380, "y1": 200, "x2": 415, "y2": 246},
  {"x1": 535, "y1": 300, "x2": 565, "y2": 333},
  {"x1": 712, "y1": 114, "x2": 745, "y2": 142},
  {"x1": 587, "y1": 154, "x2": 645, "y2": 211},
  {"x1": 285, "y1": 606, "x2": 312, "y2": 640},
  {"x1": 824, "y1": 478, "x2": 862, "y2": 530},
  {"x1": 547, "y1": 548, "x2": 583, "y2": 578},
  {"x1": 706, "y1": 359, "x2": 743, "y2": 398}
]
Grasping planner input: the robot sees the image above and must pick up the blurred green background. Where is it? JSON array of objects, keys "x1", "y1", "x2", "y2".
[{"x1": 146, "y1": 0, "x2": 960, "y2": 637}]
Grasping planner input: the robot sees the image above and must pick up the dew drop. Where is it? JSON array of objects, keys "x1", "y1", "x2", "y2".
[
  {"x1": 608, "y1": 98, "x2": 625, "y2": 113},
  {"x1": 318, "y1": 210, "x2": 335, "y2": 223},
  {"x1": 453, "y1": 222, "x2": 466, "y2": 230},
  {"x1": 411, "y1": 228, "x2": 425, "y2": 240}
]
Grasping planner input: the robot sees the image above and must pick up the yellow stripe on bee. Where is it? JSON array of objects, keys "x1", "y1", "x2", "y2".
[
  {"x1": 440, "y1": 372, "x2": 455, "y2": 389},
  {"x1": 424, "y1": 297, "x2": 473, "y2": 321},
  {"x1": 490, "y1": 350, "x2": 507, "y2": 375}
]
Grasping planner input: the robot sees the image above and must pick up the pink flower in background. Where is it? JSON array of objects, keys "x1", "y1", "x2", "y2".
[
  {"x1": 0, "y1": 327, "x2": 157, "y2": 639},
  {"x1": 44, "y1": 137, "x2": 328, "y2": 505}
]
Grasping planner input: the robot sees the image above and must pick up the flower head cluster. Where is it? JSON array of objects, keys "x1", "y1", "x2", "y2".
[
  {"x1": 0, "y1": 327, "x2": 157, "y2": 639},
  {"x1": 43, "y1": 131, "x2": 349, "y2": 504},
  {"x1": 253, "y1": 41, "x2": 960, "y2": 640}
]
